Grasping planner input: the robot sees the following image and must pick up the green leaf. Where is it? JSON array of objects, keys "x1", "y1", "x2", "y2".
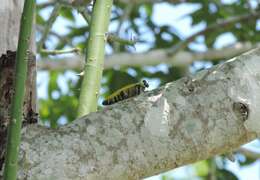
[
  {"x1": 217, "y1": 169, "x2": 238, "y2": 180},
  {"x1": 59, "y1": 7, "x2": 75, "y2": 21},
  {"x1": 194, "y1": 160, "x2": 210, "y2": 177}
]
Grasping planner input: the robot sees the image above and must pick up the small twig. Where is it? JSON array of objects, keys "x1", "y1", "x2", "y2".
[
  {"x1": 237, "y1": 147, "x2": 260, "y2": 159},
  {"x1": 37, "y1": 1, "x2": 55, "y2": 9},
  {"x1": 168, "y1": 11, "x2": 260, "y2": 56},
  {"x1": 106, "y1": 33, "x2": 137, "y2": 46},
  {"x1": 37, "y1": 3, "x2": 61, "y2": 50},
  {"x1": 36, "y1": 25, "x2": 73, "y2": 47},
  {"x1": 115, "y1": 4, "x2": 134, "y2": 35},
  {"x1": 77, "y1": 6, "x2": 91, "y2": 25},
  {"x1": 40, "y1": 48, "x2": 81, "y2": 55},
  {"x1": 113, "y1": 4, "x2": 134, "y2": 52}
]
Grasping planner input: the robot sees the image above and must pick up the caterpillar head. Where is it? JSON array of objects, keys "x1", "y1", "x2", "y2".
[{"x1": 142, "y1": 80, "x2": 149, "y2": 88}]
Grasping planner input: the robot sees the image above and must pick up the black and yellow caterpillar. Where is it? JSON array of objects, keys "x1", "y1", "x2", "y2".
[{"x1": 102, "y1": 80, "x2": 149, "y2": 105}]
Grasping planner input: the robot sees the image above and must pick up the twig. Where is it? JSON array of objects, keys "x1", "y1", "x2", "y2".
[
  {"x1": 37, "y1": 1, "x2": 55, "y2": 9},
  {"x1": 115, "y1": 4, "x2": 134, "y2": 35},
  {"x1": 40, "y1": 48, "x2": 81, "y2": 55},
  {"x1": 77, "y1": 6, "x2": 91, "y2": 25},
  {"x1": 36, "y1": 25, "x2": 73, "y2": 47},
  {"x1": 168, "y1": 11, "x2": 260, "y2": 56},
  {"x1": 37, "y1": 3, "x2": 61, "y2": 50},
  {"x1": 237, "y1": 147, "x2": 260, "y2": 159},
  {"x1": 77, "y1": 6, "x2": 136, "y2": 47},
  {"x1": 113, "y1": 4, "x2": 134, "y2": 52},
  {"x1": 106, "y1": 33, "x2": 137, "y2": 46}
]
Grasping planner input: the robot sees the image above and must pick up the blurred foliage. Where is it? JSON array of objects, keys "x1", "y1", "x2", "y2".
[{"x1": 36, "y1": 0, "x2": 260, "y2": 179}]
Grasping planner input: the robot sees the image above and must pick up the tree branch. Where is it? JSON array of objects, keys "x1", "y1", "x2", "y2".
[
  {"x1": 168, "y1": 11, "x2": 260, "y2": 56},
  {"x1": 38, "y1": 42, "x2": 260, "y2": 70},
  {"x1": 106, "y1": 33, "x2": 137, "y2": 46},
  {"x1": 237, "y1": 147, "x2": 260, "y2": 159},
  {"x1": 18, "y1": 48, "x2": 260, "y2": 179},
  {"x1": 36, "y1": 25, "x2": 73, "y2": 46},
  {"x1": 37, "y1": 3, "x2": 61, "y2": 50},
  {"x1": 40, "y1": 48, "x2": 81, "y2": 55}
]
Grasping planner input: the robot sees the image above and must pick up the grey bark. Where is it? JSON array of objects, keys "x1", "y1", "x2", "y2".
[
  {"x1": 0, "y1": 0, "x2": 23, "y2": 54},
  {"x1": 18, "y1": 48, "x2": 260, "y2": 179}
]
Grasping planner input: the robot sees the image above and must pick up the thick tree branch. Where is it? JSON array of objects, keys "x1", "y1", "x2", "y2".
[
  {"x1": 18, "y1": 48, "x2": 260, "y2": 179},
  {"x1": 38, "y1": 42, "x2": 259, "y2": 70}
]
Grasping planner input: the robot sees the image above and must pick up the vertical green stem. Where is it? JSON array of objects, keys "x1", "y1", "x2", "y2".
[
  {"x1": 3, "y1": 0, "x2": 35, "y2": 179},
  {"x1": 77, "y1": 0, "x2": 113, "y2": 117}
]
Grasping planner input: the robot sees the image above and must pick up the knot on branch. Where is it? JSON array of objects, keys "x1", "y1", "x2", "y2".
[
  {"x1": 232, "y1": 102, "x2": 249, "y2": 121},
  {"x1": 0, "y1": 50, "x2": 16, "y2": 68}
]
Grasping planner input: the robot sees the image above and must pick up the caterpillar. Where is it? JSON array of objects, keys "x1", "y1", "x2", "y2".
[{"x1": 102, "y1": 80, "x2": 149, "y2": 106}]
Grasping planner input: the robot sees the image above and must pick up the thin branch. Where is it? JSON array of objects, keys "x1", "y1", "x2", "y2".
[
  {"x1": 36, "y1": 25, "x2": 73, "y2": 47},
  {"x1": 237, "y1": 147, "x2": 260, "y2": 159},
  {"x1": 37, "y1": 3, "x2": 61, "y2": 50},
  {"x1": 115, "y1": 4, "x2": 134, "y2": 35},
  {"x1": 37, "y1": 2, "x2": 55, "y2": 9},
  {"x1": 168, "y1": 11, "x2": 260, "y2": 56},
  {"x1": 77, "y1": 4, "x2": 136, "y2": 50},
  {"x1": 77, "y1": 6, "x2": 91, "y2": 25},
  {"x1": 40, "y1": 48, "x2": 81, "y2": 55},
  {"x1": 106, "y1": 33, "x2": 137, "y2": 46}
]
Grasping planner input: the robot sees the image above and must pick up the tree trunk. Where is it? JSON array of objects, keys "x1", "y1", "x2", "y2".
[{"x1": 17, "y1": 48, "x2": 260, "y2": 179}]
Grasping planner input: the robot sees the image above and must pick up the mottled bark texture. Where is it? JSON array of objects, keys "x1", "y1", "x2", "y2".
[
  {"x1": 0, "y1": 51, "x2": 37, "y2": 174},
  {"x1": 18, "y1": 48, "x2": 260, "y2": 180},
  {"x1": 0, "y1": 1, "x2": 24, "y2": 55}
]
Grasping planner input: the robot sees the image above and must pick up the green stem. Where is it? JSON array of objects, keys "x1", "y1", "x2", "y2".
[
  {"x1": 106, "y1": 33, "x2": 137, "y2": 46},
  {"x1": 3, "y1": 0, "x2": 35, "y2": 179},
  {"x1": 40, "y1": 48, "x2": 81, "y2": 55},
  {"x1": 77, "y1": 0, "x2": 113, "y2": 117},
  {"x1": 77, "y1": 7, "x2": 91, "y2": 25}
]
